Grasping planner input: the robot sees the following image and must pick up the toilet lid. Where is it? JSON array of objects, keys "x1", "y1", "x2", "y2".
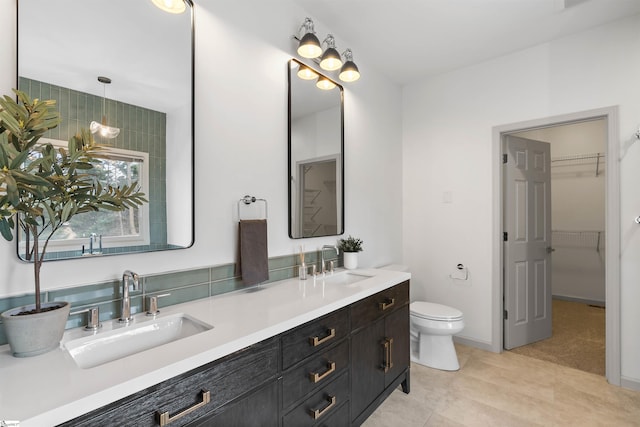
[{"x1": 410, "y1": 301, "x2": 463, "y2": 321}]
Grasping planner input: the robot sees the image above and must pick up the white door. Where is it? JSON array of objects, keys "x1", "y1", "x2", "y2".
[{"x1": 504, "y1": 135, "x2": 552, "y2": 349}]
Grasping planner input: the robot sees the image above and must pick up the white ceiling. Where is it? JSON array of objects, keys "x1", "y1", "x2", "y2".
[{"x1": 293, "y1": 0, "x2": 640, "y2": 85}]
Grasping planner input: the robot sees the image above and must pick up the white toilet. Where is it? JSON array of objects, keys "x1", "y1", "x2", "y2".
[{"x1": 409, "y1": 301, "x2": 464, "y2": 371}]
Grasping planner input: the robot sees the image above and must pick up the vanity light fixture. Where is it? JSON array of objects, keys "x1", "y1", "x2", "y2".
[
  {"x1": 297, "y1": 18, "x2": 323, "y2": 58},
  {"x1": 319, "y1": 35, "x2": 342, "y2": 71},
  {"x1": 316, "y1": 75, "x2": 337, "y2": 91},
  {"x1": 294, "y1": 18, "x2": 361, "y2": 83},
  {"x1": 151, "y1": 0, "x2": 186, "y2": 14},
  {"x1": 339, "y1": 49, "x2": 360, "y2": 82},
  {"x1": 89, "y1": 76, "x2": 120, "y2": 140}
]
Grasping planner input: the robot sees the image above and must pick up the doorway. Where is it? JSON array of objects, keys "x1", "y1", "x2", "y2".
[
  {"x1": 505, "y1": 121, "x2": 606, "y2": 375},
  {"x1": 492, "y1": 106, "x2": 620, "y2": 385}
]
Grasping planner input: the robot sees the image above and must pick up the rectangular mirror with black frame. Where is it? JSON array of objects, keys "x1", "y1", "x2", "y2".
[
  {"x1": 16, "y1": 0, "x2": 194, "y2": 261},
  {"x1": 288, "y1": 58, "x2": 344, "y2": 239}
]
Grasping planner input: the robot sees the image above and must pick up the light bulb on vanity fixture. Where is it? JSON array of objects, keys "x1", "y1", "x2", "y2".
[
  {"x1": 89, "y1": 76, "x2": 120, "y2": 140},
  {"x1": 319, "y1": 34, "x2": 342, "y2": 71},
  {"x1": 297, "y1": 17, "x2": 322, "y2": 58},
  {"x1": 151, "y1": 0, "x2": 186, "y2": 14},
  {"x1": 339, "y1": 49, "x2": 360, "y2": 82}
]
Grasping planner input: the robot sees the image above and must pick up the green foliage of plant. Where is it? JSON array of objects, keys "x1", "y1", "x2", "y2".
[
  {"x1": 0, "y1": 89, "x2": 148, "y2": 312},
  {"x1": 338, "y1": 235, "x2": 363, "y2": 252}
]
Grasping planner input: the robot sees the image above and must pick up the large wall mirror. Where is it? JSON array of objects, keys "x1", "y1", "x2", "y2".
[
  {"x1": 16, "y1": 0, "x2": 194, "y2": 261},
  {"x1": 288, "y1": 58, "x2": 344, "y2": 239}
]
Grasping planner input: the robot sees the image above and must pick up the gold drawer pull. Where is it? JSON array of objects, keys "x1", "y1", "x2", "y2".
[
  {"x1": 309, "y1": 328, "x2": 336, "y2": 347},
  {"x1": 379, "y1": 298, "x2": 395, "y2": 311},
  {"x1": 157, "y1": 389, "x2": 211, "y2": 426},
  {"x1": 309, "y1": 361, "x2": 336, "y2": 383},
  {"x1": 310, "y1": 395, "x2": 336, "y2": 420}
]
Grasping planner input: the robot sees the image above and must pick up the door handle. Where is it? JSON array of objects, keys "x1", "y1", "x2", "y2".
[{"x1": 546, "y1": 246, "x2": 556, "y2": 254}]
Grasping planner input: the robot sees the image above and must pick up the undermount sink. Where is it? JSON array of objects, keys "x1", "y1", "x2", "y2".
[
  {"x1": 64, "y1": 313, "x2": 213, "y2": 369},
  {"x1": 323, "y1": 271, "x2": 372, "y2": 286}
]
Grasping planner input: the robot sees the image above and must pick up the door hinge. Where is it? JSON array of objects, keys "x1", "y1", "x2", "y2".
[
  {"x1": 503, "y1": 232, "x2": 508, "y2": 241},
  {"x1": 504, "y1": 310, "x2": 508, "y2": 320},
  {"x1": 502, "y1": 154, "x2": 508, "y2": 164}
]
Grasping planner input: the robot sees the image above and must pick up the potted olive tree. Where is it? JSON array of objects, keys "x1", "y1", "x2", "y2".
[
  {"x1": 338, "y1": 235, "x2": 363, "y2": 269},
  {"x1": 0, "y1": 90, "x2": 146, "y2": 357}
]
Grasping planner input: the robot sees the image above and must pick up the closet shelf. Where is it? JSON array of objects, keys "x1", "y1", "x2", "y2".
[
  {"x1": 551, "y1": 152, "x2": 605, "y2": 177},
  {"x1": 552, "y1": 229, "x2": 604, "y2": 252}
]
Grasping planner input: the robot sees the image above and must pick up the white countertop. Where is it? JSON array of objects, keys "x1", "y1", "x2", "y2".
[{"x1": 0, "y1": 268, "x2": 410, "y2": 426}]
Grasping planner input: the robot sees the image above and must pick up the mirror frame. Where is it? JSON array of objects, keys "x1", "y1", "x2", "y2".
[
  {"x1": 15, "y1": 0, "x2": 196, "y2": 261},
  {"x1": 287, "y1": 58, "x2": 345, "y2": 239}
]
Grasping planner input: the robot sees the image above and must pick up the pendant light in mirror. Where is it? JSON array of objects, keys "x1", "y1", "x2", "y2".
[
  {"x1": 89, "y1": 76, "x2": 120, "y2": 139},
  {"x1": 151, "y1": 0, "x2": 186, "y2": 14}
]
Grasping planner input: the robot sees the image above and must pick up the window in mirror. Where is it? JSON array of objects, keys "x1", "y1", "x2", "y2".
[
  {"x1": 17, "y1": 139, "x2": 150, "y2": 259},
  {"x1": 288, "y1": 59, "x2": 344, "y2": 239}
]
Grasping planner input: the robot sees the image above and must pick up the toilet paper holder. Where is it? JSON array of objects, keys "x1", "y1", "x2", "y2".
[{"x1": 449, "y1": 263, "x2": 468, "y2": 280}]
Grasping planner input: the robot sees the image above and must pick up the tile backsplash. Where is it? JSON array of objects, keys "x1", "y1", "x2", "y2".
[{"x1": 0, "y1": 250, "x2": 341, "y2": 346}]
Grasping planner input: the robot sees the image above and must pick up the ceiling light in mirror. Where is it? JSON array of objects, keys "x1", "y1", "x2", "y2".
[
  {"x1": 151, "y1": 0, "x2": 186, "y2": 14},
  {"x1": 316, "y1": 76, "x2": 337, "y2": 90},
  {"x1": 89, "y1": 76, "x2": 120, "y2": 139},
  {"x1": 297, "y1": 65, "x2": 318, "y2": 80}
]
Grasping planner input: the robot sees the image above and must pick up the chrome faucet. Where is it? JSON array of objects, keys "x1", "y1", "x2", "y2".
[
  {"x1": 320, "y1": 245, "x2": 339, "y2": 275},
  {"x1": 119, "y1": 270, "x2": 140, "y2": 323}
]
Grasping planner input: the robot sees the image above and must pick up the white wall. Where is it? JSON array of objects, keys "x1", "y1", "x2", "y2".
[
  {"x1": 0, "y1": 1, "x2": 403, "y2": 295},
  {"x1": 403, "y1": 14, "x2": 640, "y2": 381}
]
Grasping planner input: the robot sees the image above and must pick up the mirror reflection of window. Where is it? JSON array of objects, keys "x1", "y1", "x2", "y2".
[
  {"x1": 288, "y1": 59, "x2": 344, "y2": 239},
  {"x1": 17, "y1": 139, "x2": 150, "y2": 259}
]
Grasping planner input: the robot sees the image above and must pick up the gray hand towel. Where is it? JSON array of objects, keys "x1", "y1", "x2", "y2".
[{"x1": 239, "y1": 219, "x2": 269, "y2": 285}]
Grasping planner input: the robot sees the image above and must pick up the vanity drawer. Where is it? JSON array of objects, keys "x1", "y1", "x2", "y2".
[
  {"x1": 282, "y1": 372, "x2": 349, "y2": 427},
  {"x1": 59, "y1": 337, "x2": 279, "y2": 427},
  {"x1": 350, "y1": 281, "x2": 409, "y2": 332},
  {"x1": 281, "y1": 307, "x2": 349, "y2": 369},
  {"x1": 282, "y1": 340, "x2": 349, "y2": 410}
]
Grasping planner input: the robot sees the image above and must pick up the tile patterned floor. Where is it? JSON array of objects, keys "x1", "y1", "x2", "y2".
[{"x1": 362, "y1": 344, "x2": 640, "y2": 426}]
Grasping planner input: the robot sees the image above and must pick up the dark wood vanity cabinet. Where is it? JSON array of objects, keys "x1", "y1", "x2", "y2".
[
  {"x1": 58, "y1": 281, "x2": 409, "y2": 427},
  {"x1": 350, "y1": 281, "x2": 410, "y2": 425},
  {"x1": 281, "y1": 308, "x2": 351, "y2": 426},
  {"x1": 58, "y1": 337, "x2": 280, "y2": 427}
]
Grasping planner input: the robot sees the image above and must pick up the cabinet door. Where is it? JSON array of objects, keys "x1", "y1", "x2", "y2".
[
  {"x1": 350, "y1": 318, "x2": 385, "y2": 420},
  {"x1": 384, "y1": 304, "x2": 410, "y2": 388},
  {"x1": 186, "y1": 381, "x2": 278, "y2": 427}
]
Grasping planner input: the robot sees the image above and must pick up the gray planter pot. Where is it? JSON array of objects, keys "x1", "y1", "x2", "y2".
[{"x1": 1, "y1": 301, "x2": 71, "y2": 357}]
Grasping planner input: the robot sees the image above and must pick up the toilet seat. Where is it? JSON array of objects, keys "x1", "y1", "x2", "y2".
[{"x1": 410, "y1": 301, "x2": 463, "y2": 322}]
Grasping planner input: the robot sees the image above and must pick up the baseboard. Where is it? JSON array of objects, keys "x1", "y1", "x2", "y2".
[
  {"x1": 453, "y1": 336, "x2": 495, "y2": 353},
  {"x1": 552, "y1": 295, "x2": 605, "y2": 307},
  {"x1": 620, "y1": 376, "x2": 640, "y2": 392}
]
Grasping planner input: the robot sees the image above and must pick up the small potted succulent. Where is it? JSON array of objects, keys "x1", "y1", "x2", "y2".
[
  {"x1": 338, "y1": 235, "x2": 363, "y2": 269},
  {"x1": 0, "y1": 89, "x2": 147, "y2": 357}
]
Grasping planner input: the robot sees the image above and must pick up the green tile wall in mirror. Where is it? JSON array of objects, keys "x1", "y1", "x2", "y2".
[
  {"x1": 288, "y1": 58, "x2": 344, "y2": 239},
  {"x1": 16, "y1": 0, "x2": 194, "y2": 261}
]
